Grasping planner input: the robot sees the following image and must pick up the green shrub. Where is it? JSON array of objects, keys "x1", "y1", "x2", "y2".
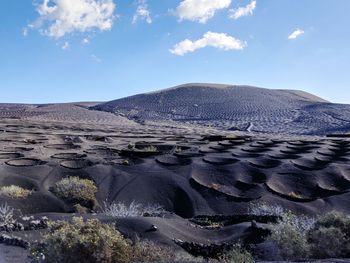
[
  {"x1": 121, "y1": 159, "x2": 129, "y2": 165},
  {"x1": 52, "y1": 177, "x2": 97, "y2": 209},
  {"x1": 313, "y1": 211, "x2": 350, "y2": 237},
  {"x1": 251, "y1": 206, "x2": 350, "y2": 261},
  {"x1": 251, "y1": 203, "x2": 314, "y2": 260},
  {"x1": 127, "y1": 143, "x2": 134, "y2": 149},
  {"x1": 73, "y1": 204, "x2": 88, "y2": 214},
  {"x1": 0, "y1": 185, "x2": 32, "y2": 199},
  {"x1": 308, "y1": 226, "x2": 348, "y2": 258},
  {"x1": 31, "y1": 217, "x2": 131, "y2": 263},
  {"x1": 269, "y1": 223, "x2": 310, "y2": 260},
  {"x1": 249, "y1": 203, "x2": 316, "y2": 232},
  {"x1": 221, "y1": 245, "x2": 254, "y2": 263},
  {"x1": 31, "y1": 217, "x2": 198, "y2": 263},
  {"x1": 307, "y1": 212, "x2": 350, "y2": 258},
  {"x1": 267, "y1": 210, "x2": 350, "y2": 260}
]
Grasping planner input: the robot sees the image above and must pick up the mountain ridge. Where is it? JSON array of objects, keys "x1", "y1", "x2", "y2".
[{"x1": 92, "y1": 83, "x2": 350, "y2": 135}]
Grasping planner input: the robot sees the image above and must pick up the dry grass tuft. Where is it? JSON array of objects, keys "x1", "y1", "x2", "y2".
[
  {"x1": 52, "y1": 177, "x2": 97, "y2": 209},
  {"x1": 0, "y1": 185, "x2": 32, "y2": 199}
]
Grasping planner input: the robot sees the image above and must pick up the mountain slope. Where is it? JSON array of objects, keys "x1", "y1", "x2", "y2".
[
  {"x1": 0, "y1": 103, "x2": 138, "y2": 126},
  {"x1": 93, "y1": 83, "x2": 350, "y2": 135}
]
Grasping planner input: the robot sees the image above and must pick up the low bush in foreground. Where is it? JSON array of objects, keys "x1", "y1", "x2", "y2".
[
  {"x1": 31, "y1": 217, "x2": 198, "y2": 263},
  {"x1": 267, "y1": 207, "x2": 315, "y2": 260},
  {"x1": 52, "y1": 177, "x2": 97, "y2": 209},
  {"x1": 30, "y1": 203, "x2": 350, "y2": 262},
  {"x1": 269, "y1": 223, "x2": 310, "y2": 260},
  {"x1": 256, "y1": 203, "x2": 350, "y2": 260},
  {"x1": 308, "y1": 226, "x2": 347, "y2": 258},
  {"x1": 312, "y1": 211, "x2": 350, "y2": 237},
  {"x1": 31, "y1": 217, "x2": 131, "y2": 263},
  {"x1": 0, "y1": 185, "x2": 32, "y2": 199},
  {"x1": 249, "y1": 202, "x2": 316, "y2": 232},
  {"x1": 307, "y1": 212, "x2": 350, "y2": 258}
]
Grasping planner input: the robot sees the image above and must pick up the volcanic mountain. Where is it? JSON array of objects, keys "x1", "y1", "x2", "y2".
[{"x1": 93, "y1": 83, "x2": 350, "y2": 135}]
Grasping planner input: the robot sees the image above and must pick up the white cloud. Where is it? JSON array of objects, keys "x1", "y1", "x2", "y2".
[
  {"x1": 229, "y1": 0, "x2": 256, "y2": 20},
  {"x1": 23, "y1": 28, "x2": 29, "y2": 37},
  {"x1": 62, "y1": 41, "x2": 70, "y2": 50},
  {"x1": 29, "y1": 0, "x2": 116, "y2": 39},
  {"x1": 82, "y1": 38, "x2": 90, "y2": 44},
  {"x1": 174, "y1": 0, "x2": 231, "y2": 23},
  {"x1": 170, "y1": 31, "x2": 246, "y2": 56},
  {"x1": 288, "y1": 29, "x2": 305, "y2": 40},
  {"x1": 132, "y1": 0, "x2": 152, "y2": 24}
]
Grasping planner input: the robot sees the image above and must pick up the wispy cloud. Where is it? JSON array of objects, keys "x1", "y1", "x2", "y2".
[
  {"x1": 23, "y1": 27, "x2": 29, "y2": 37},
  {"x1": 62, "y1": 41, "x2": 70, "y2": 50},
  {"x1": 91, "y1": 54, "x2": 102, "y2": 63},
  {"x1": 132, "y1": 0, "x2": 152, "y2": 24},
  {"x1": 28, "y1": 0, "x2": 116, "y2": 39},
  {"x1": 170, "y1": 31, "x2": 246, "y2": 56},
  {"x1": 174, "y1": 0, "x2": 231, "y2": 23},
  {"x1": 229, "y1": 0, "x2": 256, "y2": 20},
  {"x1": 82, "y1": 38, "x2": 90, "y2": 45},
  {"x1": 288, "y1": 29, "x2": 305, "y2": 40}
]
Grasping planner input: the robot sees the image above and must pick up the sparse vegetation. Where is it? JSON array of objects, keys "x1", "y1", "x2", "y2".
[
  {"x1": 312, "y1": 211, "x2": 350, "y2": 237},
  {"x1": 142, "y1": 145, "x2": 158, "y2": 152},
  {"x1": 133, "y1": 240, "x2": 205, "y2": 262},
  {"x1": 225, "y1": 134, "x2": 239, "y2": 140},
  {"x1": 31, "y1": 217, "x2": 131, "y2": 263},
  {"x1": 102, "y1": 201, "x2": 166, "y2": 218},
  {"x1": 308, "y1": 226, "x2": 347, "y2": 258},
  {"x1": 269, "y1": 223, "x2": 310, "y2": 260},
  {"x1": 132, "y1": 240, "x2": 179, "y2": 262},
  {"x1": 127, "y1": 143, "x2": 134, "y2": 149},
  {"x1": 249, "y1": 202, "x2": 316, "y2": 232},
  {"x1": 307, "y1": 212, "x2": 350, "y2": 258},
  {"x1": 52, "y1": 177, "x2": 97, "y2": 209},
  {"x1": 210, "y1": 183, "x2": 222, "y2": 191},
  {"x1": 0, "y1": 185, "x2": 32, "y2": 199},
  {"x1": 221, "y1": 244, "x2": 254, "y2": 263},
  {"x1": 248, "y1": 202, "x2": 284, "y2": 217},
  {"x1": 31, "y1": 217, "x2": 195, "y2": 263},
  {"x1": 252, "y1": 204, "x2": 350, "y2": 260},
  {"x1": 250, "y1": 203, "x2": 315, "y2": 260},
  {"x1": 121, "y1": 159, "x2": 129, "y2": 165},
  {"x1": 73, "y1": 204, "x2": 88, "y2": 214},
  {"x1": 0, "y1": 203, "x2": 15, "y2": 226},
  {"x1": 174, "y1": 146, "x2": 183, "y2": 153},
  {"x1": 288, "y1": 191, "x2": 303, "y2": 199},
  {"x1": 128, "y1": 145, "x2": 158, "y2": 152},
  {"x1": 191, "y1": 217, "x2": 224, "y2": 229}
]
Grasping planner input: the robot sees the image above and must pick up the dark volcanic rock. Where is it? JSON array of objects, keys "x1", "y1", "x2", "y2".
[{"x1": 92, "y1": 83, "x2": 350, "y2": 135}]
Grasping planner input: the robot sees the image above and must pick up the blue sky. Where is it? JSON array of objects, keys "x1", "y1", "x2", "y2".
[{"x1": 0, "y1": 0, "x2": 349, "y2": 104}]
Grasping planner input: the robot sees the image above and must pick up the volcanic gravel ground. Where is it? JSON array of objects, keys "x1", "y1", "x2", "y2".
[
  {"x1": 0, "y1": 98, "x2": 350, "y2": 262},
  {"x1": 93, "y1": 84, "x2": 350, "y2": 135}
]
